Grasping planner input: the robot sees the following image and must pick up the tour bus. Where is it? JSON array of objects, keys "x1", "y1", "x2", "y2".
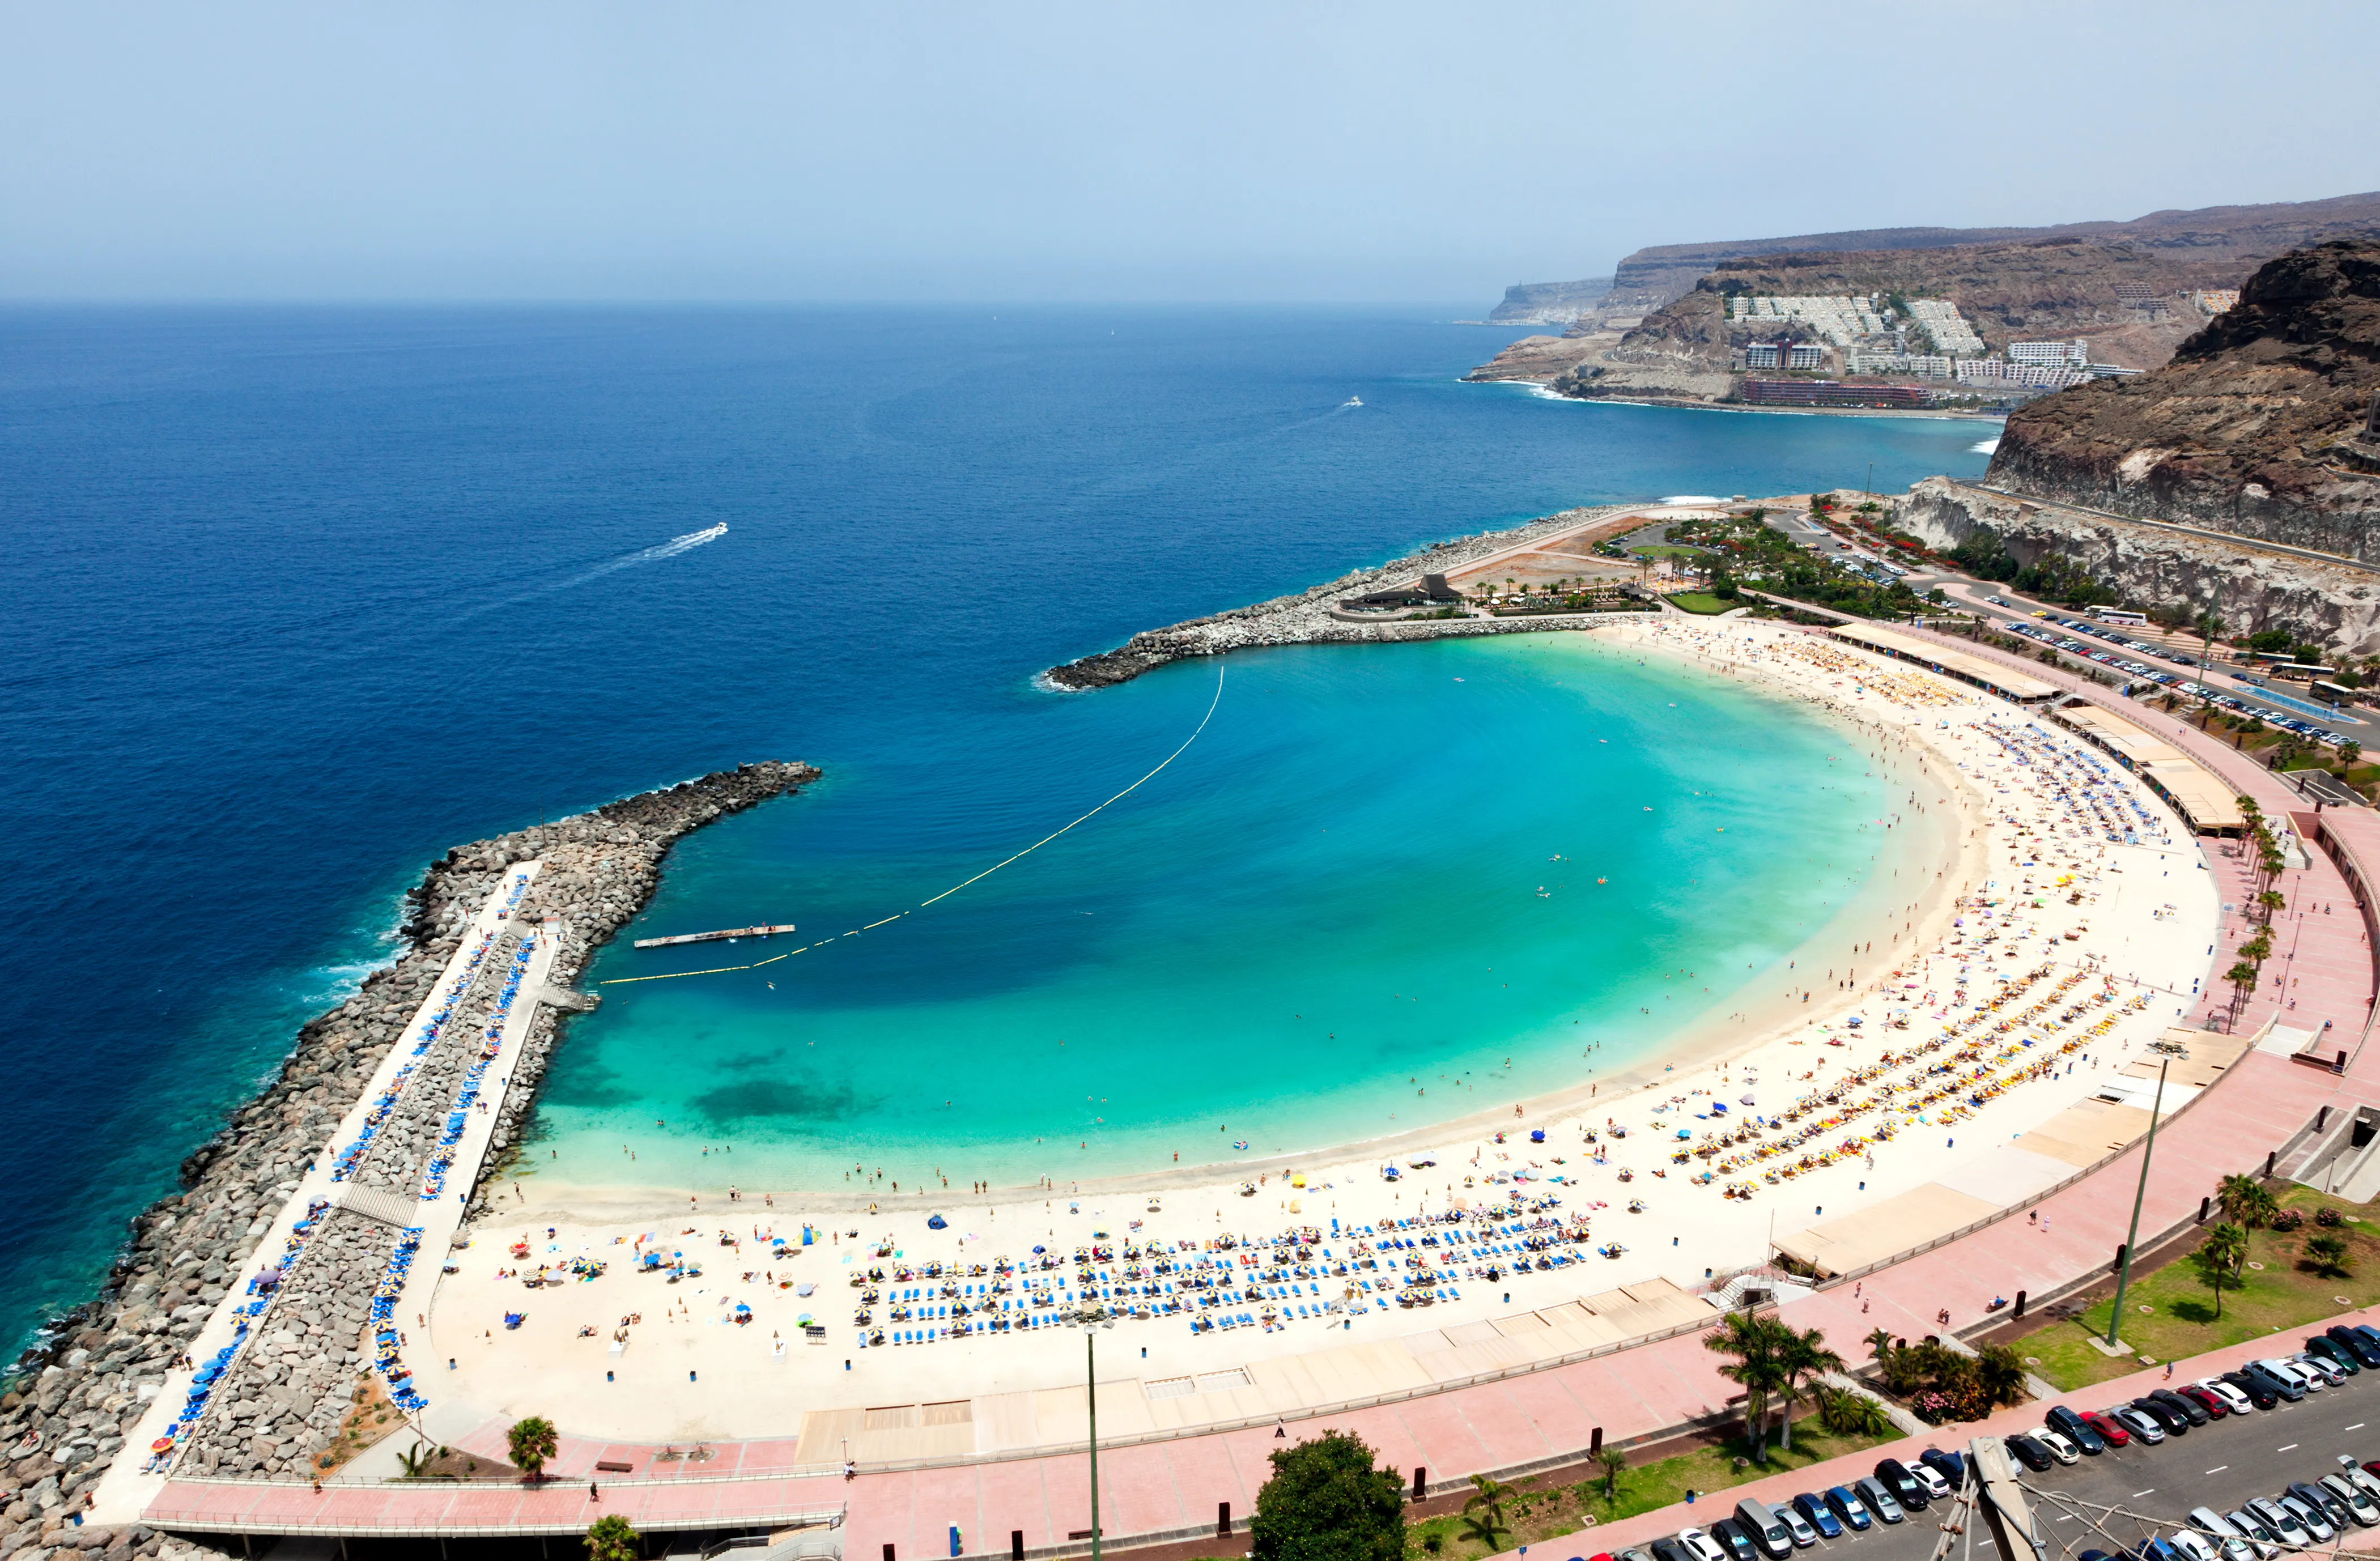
[
  {"x1": 2276, "y1": 662, "x2": 2338, "y2": 682},
  {"x1": 2088, "y1": 606, "x2": 2150, "y2": 627},
  {"x1": 2314, "y1": 680, "x2": 2360, "y2": 707}
]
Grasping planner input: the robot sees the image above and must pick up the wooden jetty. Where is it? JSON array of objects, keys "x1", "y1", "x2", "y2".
[{"x1": 632, "y1": 923, "x2": 797, "y2": 949}]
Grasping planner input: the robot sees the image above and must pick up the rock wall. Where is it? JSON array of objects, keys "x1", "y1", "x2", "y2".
[
  {"x1": 0, "y1": 760, "x2": 817, "y2": 1558},
  {"x1": 1899, "y1": 476, "x2": 2380, "y2": 653},
  {"x1": 1046, "y1": 507, "x2": 1654, "y2": 689}
]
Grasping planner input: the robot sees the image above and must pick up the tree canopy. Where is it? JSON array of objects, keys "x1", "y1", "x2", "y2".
[{"x1": 1248, "y1": 1429, "x2": 1406, "y2": 1561}]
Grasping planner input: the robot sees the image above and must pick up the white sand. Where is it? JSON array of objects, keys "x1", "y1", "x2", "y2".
[{"x1": 423, "y1": 620, "x2": 2222, "y2": 1444}]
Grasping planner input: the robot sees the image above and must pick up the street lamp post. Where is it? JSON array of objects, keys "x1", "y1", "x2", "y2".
[
  {"x1": 1081, "y1": 1312, "x2": 1113, "y2": 1560},
  {"x1": 2104, "y1": 1057, "x2": 2170, "y2": 1349}
]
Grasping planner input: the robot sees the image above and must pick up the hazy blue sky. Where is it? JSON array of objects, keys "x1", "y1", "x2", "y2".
[{"x1": 5, "y1": 1, "x2": 2374, "y2": 303}]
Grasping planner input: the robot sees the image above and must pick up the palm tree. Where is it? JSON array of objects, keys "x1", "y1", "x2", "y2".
[
  {"x1": 1595, "y1": 1445, "x2": 1629, "y2": 1502},
  {"x1": 2197, "y1": 1223, "x2": 2251, "y2": 1318},
  {"x1": 1703, "y1": 1311, "x2": 1788, "y2": 1462},
  {"x1": 2256, "y1": 888, "x2": 2287, "y2": 925},
  {"x1": 394, "y1": 1441, "x2": 445, "y2": 1479},
  {"x1": 1864, "y1": 1326, "x2": 1897, "y2": 1368},
  {"x1": 507, "y1": 1416, "x2": 559, "y2": 1483},
  {"x1": 1460, "y1": 1473, "x2": 1516, "y2": 1550},
  {"x1": 2217, "y1": 1174, "x2": 2278, "y2": 1230},
  {"x1": 585, "y1": 1514, "x2": 641, "y2": 1561},
  {"x1": 1772, "y1": 1326, "x2": 1846, "y2": 1453},
  {"x1": 1976, "y1": 1343, "x2": 2028, "y2": 1408}
]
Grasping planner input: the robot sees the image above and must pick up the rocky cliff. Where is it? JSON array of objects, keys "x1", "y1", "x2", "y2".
[
  {"x1": 1987, "y1": 240, "x2": 2380, "y2": 560},
  {"x1": 1900, "y1": 476, "x2": 2380, "y2": 654},
  {"x1": 1494, "y1": 190, "x2": 2380, "y2": 320}
]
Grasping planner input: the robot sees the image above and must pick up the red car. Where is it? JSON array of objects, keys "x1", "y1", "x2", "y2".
[
  {"x1": 2082, "y1": 1411, "x2": 2131, "y2": 1448},
  {"x1": 2175, "y1": 1383, "x2": 2228, "y2": 1419}
]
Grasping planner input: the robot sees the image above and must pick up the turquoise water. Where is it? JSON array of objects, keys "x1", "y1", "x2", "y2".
[
  {"x1": 538, "y1": 632, "x2": 1890, "y2": 1193},
  {"x1": 2, "y1": 304, "x2": 1987, "y2": 1354}
]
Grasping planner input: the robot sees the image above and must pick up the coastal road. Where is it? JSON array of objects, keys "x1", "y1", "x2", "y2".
[{"x1": 1654, "y1": 1369, "x2": 2380, "y2": 1561}]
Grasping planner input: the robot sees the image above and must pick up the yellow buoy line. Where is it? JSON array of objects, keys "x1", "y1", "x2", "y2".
[{"x1": 598, "y1": 661, "x2": 1228, "y2": 986}]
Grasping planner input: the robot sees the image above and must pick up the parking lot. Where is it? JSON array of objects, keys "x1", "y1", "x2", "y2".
[{"x1": 1630, "y1": 1358, "x2": 2380, "y2": 1561}]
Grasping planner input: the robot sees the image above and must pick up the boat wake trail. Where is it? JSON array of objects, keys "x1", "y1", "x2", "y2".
[
  {"x1": 599, "y1": 660, "x2": 1229, "y2": 985},
  {"x1": 560, "y1": 522, "x2": 729, "y2": 589}
]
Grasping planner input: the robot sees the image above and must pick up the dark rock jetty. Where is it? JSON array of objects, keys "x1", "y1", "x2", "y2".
[
  {"x1": 0, "y1": 761, "x2": 817, "y2": 1560},
  {"x1": 1044, "y1": 504, "x2": 1640, "y2": 690}
]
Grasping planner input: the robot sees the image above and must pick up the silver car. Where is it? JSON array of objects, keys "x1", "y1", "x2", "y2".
[
  {"x1": 2318, "y1": 1475, "x2": 2378, "y2": 1527},
  {"x1": 2243, "y1": 1499, "x2": 2309, "y2": 1549}
]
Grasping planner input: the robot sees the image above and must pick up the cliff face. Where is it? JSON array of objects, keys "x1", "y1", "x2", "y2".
[
  {"x1": 1488, "y1": 276, "x2": 1613, "y2": 324},
  {"x1": 1988, "y1": 240, "x2": 2380, "y2": 559},
  {"x1": 1495, "y1": 190, "x2": 2380, "y2": 319},
  {"x1": 1901, "y1": 476, "x2": 2380, "y2": 653},
  {"x1": 1540, "y1": 288, "x2": 1733, "y2": 403}
]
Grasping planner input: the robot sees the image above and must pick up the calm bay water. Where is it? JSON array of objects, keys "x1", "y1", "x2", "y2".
[{"x1": 0, "y1": 304, "x2": 1992, "y2": 1355}]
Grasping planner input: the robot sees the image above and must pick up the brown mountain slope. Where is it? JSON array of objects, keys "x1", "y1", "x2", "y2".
[
  {"x1": 1986, "y1": 240, "x2": 2380, "y2": 559},
  {"x1": 1488, "y1": 190, "x2": 2380, "y2": 321}
]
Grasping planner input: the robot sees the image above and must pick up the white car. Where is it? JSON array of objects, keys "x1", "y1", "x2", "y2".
[
  {"x1": 2189, "y1": 1507, "x2": 2270, "y2": 1561},
  {"x1": 2336, "y1": 1457, "x2": 2380, "y2": 1507},
  {"x1": 1910, "y1": 1461, "x2": 1953, "y2": 1500},
  {"x1": 2034, "y1": 1427, "x2": 2081, "y2": 1465},
  {"x1": 2168, "y1": 1530, "x2": 2220, "y2": 1561},
  {"x1": 2198, "y1": 1377, "x2": 2254, "y2": 1415},
  {"x1": 1676, "y1": 1528, "x2": 1729, "y2": 1561}
]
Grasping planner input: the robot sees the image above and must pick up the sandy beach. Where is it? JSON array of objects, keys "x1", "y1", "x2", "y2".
[{"x1": 421, "y1": 619, "x2": 2222, "y2": 1446}]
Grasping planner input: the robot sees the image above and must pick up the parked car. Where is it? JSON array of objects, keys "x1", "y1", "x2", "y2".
[
  {"x1": 2290, "y1": 1480, "x2": 2352, "y2": 1532},
  {"x1": 1708, "y1": 1517, "x2": 1760, "y2": 1561},
  {"x1": 2236, "y1": 1363, "x2": 2301, "y2": 1403},
  {"x1": 2275, "y1": 1494, "x2": 2332, "y2": 1542},
  {"x1": 2291, "y1": 1351, "x2": 2346, "y2": 1388},
  {"x1": 1821, "y1": 1486, "x2": 1872, "y2": 1533},
  {"x1": 2317, "y1": 1474, "x2": 2378, "y2": 1526},
  {"x1": 2256, "y1": 1357, "x2": 2323, "y2": 1393},
  {"x1": 1729, "y1": 1501, "x2": 1795, "y2": 1561},
  {"x1": 1675, "y1": 1529, "x2": 1731, "y2": 1561},
  {"x1": 2215, "y1": 1371, "x2": 2277, "y2": 1410},
  {"x1": 1918, "y1": 1447, "x2": 1967, "y2": 1490},
  {"x1": 2130, "y1": 1396, "x2": 2191, "y2": 1434},
  {"x1": 1790, "y1": 1494, "x2": 1842, "y2": 1540},
  {"x1": 2005, "y1": 1434, "x2": 2055, "y2": 1472},
  {"x1": 2305, "y1": 1336, "x2": 2361, "y2": 1376},
  {"x1": 2327, "y1": 1326, "x2": 2380, "y2": 1369},
  {"x1": 1875, "y1": 1458, "x2": 1928, "y2": 1510},
  {"x1": 2242, "y1": 1498, "x2": 2309, "y2": 1550},
  {"x1": 2335, "y1": 1456, "x2": 2380, "y2": 1506},
  {"x1": 2081, "y1": 1409, "x2": 2132, "y2": 1447},
  {"x1": 2138, "y1": 1538, "x2": 2185, "y2": 1561},
  {"x1": 1648, "y1": 1537, "x2": 1695, "y2": 1561},
  {"x1": 2175, "y1": 1383, "x2": 2229, "y2": 1419},
  {"x1": 2186, "y1": 1507, "x2": 2266, "y2": 1561},
  {"x1": 2275, "y1": 1494, "x2": 2336, "y2": 1544},
  {"x1": 2220, "y1": 1510, "x2": 2283, "y2": 1560},
  {"x1": 2110, "y1": 1405, "x2": 2167, "y2": 1443},
  {"x1": 1768, "y1": 1496, "x2": 1818, "y2": 1550},
  {"x1": 1908, "y1": 1459, "x2": 1953, "y2": 1500},
  {"x1": 2048, "y1": 1404, "x2": 2110, "y2": 1452},
  {"x1": 2167, "y1": 1533, "x2": 2219, "y2": 1561},
  {"x1": 2034, "y1": 1427, "x2": 2082, "y2": 1465},
  {"x1": 1853, "y1": 1477, "x2": 1905, "y2": 1525},
  {"x1": 2150, "y1": 1388, "x2": 2211, "y2": 1426}
]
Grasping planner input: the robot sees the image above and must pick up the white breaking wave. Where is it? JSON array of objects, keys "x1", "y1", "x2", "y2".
[
  {"x1": 1660, "y1": 495, "x2": 1724, "y2": 505},
  {"x1": 1970, "y1": 437, "x2": 2000, "y2": 455}
]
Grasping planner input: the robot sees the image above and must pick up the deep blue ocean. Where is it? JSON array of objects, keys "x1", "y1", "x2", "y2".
[{"x1": 0, "y1": 305, "x2": 1993, "y2": 1359}]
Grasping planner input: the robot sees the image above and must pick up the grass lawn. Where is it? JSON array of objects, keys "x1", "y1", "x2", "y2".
[
  {"x1": 2022, "y1": 1186, "x2": 2380, "y2": 1392},
  {"x1": 1667, "y1": 592, "x2": 1735, "y2": 615}
]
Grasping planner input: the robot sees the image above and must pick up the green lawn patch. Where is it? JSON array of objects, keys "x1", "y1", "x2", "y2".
[
  {"x1": 2021, "y1": 1186, "x2": 2380, "y2": 1392},
  {"x1": 1666, "y1": 593, "x2": 1734, "y2": 615},
  {"x1": 1391, "y1": 1418, "x2": 1891, "y2": 1559}
]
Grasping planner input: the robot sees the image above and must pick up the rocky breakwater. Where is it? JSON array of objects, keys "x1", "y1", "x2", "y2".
[
  {"x1": 1046, "y1": 507, "x2": 1639, "y2": 690},
  {"x1": 0, "y1": 762, "x2": 815, "y2": 1560},
  {"x1": 1988, "y1": 239, "x2": 2380, "y2": 559},
  {"x1": 1898, "y1": 475, "x2": 2380, "y2": 653}
]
